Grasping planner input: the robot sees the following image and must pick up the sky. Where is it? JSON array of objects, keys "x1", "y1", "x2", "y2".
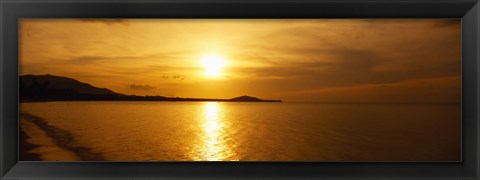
[{"x1": 19, "y1": 19, "x2": 461, "y2": 103}]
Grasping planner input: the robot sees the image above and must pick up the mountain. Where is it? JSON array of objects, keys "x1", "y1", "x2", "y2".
[
  {"x1": 20, "y1": 74, "x2": 120, "y2": 95},
  {"x1": 230, "y1": 95, "x2": 261, "y2": 101},
  {"x1": 228, "y1": 95, "x2": 281, "y2": 102},
  {"x1": 19, "y1": 74, "x2": 281, "y2": 102}
]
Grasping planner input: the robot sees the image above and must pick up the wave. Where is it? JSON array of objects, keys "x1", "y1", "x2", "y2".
[{"x1": 20, "y1": 112, "x2": 105, "y2": 161}]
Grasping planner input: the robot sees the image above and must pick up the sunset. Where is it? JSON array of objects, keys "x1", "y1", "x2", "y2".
[
  {"x1": 20, "y1": 19, "x2": 460, "y2": 102},
  {"x1": 19, "y1": 19, "x2": 461, "y2": 161},
  {"x1": 200, "y1": 54, "x2": 228, "y2": 77}
]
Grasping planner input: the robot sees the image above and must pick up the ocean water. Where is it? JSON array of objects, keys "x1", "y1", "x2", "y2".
[{"x1": 19, "y1": 101, "x2": 461, "y2": 161}]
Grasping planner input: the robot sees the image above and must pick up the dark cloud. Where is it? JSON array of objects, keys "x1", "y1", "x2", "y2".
[
  {"x1": 432, "y1": 19, "x2": 461, "y2": 28},
  {"x1": 127, "y1": 84, "x2": 156, "y2": 91},
  {"x1": 66, "y1": 55, "x2": 142, "y2": 64},
  {"x1": 230, "y1": 41, "x2": 459, "y2": 96},
  {"x1": 79, "y1": 19, "x2": 128, "y2": 25}
]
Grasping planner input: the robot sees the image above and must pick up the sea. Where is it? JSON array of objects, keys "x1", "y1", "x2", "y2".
[{"x1": 19, "y1": 101, "x2": 461, "y2": 161}]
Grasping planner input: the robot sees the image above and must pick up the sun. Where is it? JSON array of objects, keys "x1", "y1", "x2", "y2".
[{"x1": 200, "y1": 54, "x2": 227, "y2": 77}]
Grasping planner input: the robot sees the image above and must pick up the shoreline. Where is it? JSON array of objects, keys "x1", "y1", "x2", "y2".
[
  {"x1": 20, "y1": 112, "x2": 104, "y2": 161},
  {"x1": 19, "y1": 126, "x2": 42, "y2": 161}
]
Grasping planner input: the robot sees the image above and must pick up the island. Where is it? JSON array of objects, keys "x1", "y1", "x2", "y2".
[{"x1": 19, "y1": 74, "x2": 282, "y2": 102}]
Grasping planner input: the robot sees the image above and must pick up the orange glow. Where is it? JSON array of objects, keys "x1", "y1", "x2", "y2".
[
  {"x1": 19, "y1": 19, "x2": 461, "y2": 103},
  {"x1": 200, "y1": 54, "x2": 227, "y2": 78},
  {"x1": 195, "y1": 102, "x2": 237, "y2": 161}
]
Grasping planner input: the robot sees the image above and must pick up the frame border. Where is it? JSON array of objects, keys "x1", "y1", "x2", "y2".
[{"x1": 1, "y1": 0, "x2": 479, "y2": 179}]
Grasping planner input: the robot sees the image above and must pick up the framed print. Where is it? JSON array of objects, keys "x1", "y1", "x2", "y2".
[
  {"x1": 17, "y1": 18, "x2": 461, "y2": 162},
  {"x1": 1, "y1": 0, "x2": 479, "y2": 179}
]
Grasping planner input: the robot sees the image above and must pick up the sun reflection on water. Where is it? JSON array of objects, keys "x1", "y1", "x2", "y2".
[{"x1": 195, "y1": 102, "x2": 237, "y2": 161}]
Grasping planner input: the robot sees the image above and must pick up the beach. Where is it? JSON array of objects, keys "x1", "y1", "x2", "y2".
[
  {"x1": 19, "y1": 114, "x2": 79, "y2": 161},
  {"x1": 19, "y1": 126, "x2": 41, "y2": 161}
]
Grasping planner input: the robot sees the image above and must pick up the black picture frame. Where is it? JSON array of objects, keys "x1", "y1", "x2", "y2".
[{"x1": 1, "y1": 0, "x2": 479, "y2": 179}]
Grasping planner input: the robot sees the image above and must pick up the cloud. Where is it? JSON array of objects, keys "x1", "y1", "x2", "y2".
[
  {"x1": 279, "y1": 76, "x2": 460, "y2": 103},
  {"x1": 232, "y1": 43, "x2": 458, "y2": 86},
  {"x1": 230, "y1": 19, "x2": 460, "y2": 89},
  {"x1": 66, "y1": 55, "x2": 142, "y2": 64},
  {"x1": 127, "y1": 84, "x2": 156, "y2": 91},
  {"x1": 431, "y1": 19, "x2": 460, "y2": 28},
  {"x1": 79, "y1": 19, "x2": 128, "y2": 25}
]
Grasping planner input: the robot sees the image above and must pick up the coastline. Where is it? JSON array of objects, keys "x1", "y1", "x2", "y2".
[
  {"x1": 20, "y1": 112, "x2": 102, "y2": 161},
  {"x1": 19, "y1": 126, "x2": 42, "y2": 161}
]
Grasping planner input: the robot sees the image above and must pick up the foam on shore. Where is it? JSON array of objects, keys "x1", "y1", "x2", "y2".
[
  {"x1": 20, "y1": 120, "x2": 78, "y2": 161},
  {"x1": 20, "y1": 112, "x2": 105, "y2": 161}
]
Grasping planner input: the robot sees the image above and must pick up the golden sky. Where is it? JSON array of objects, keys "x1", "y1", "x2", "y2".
[{"x1": 20, "y1": 19, "x2": 461, "y2": 103}]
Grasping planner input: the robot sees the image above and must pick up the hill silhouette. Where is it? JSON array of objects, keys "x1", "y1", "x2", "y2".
[
  {"x1": 21, "y1": 74, "x2": 121, "y2": 95},
  {"x1": 19, "y1": 74, "x2": 281, "y2": 102},
  {"x1": 230, "y1": 95, "x2": 262, "y2": 101}
]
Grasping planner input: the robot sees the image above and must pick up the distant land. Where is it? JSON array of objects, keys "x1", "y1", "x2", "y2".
[{"x1": 19, "y1": 74, "x2": 282, "y2": 102}]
